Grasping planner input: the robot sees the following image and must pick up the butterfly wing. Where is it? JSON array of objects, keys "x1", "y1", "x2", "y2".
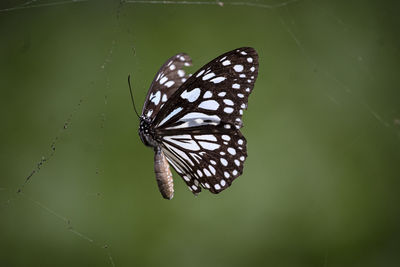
[
  {"x1": 154, "y1": 47, "x2": 258, "y2": 194},
  {"x1": 141, "y1": 53, "x2": 192, "y2": 120},
  {"x1": 161, "y1": 132, "x2": 248, "y2": 194}
]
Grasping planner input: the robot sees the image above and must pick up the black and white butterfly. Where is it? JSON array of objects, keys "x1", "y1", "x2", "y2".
[{"x1": 136, "y1": 47, "x2": 258, "y2": 199}]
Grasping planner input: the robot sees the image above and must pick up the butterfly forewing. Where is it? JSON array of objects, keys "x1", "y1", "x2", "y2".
[
  {"x1": 151, "y1": 47, "x2": 258, "y2": 194},
  {"x1": 153, "y1": 47, "x2": 258, "y2": 130},
  {"x1": 141, "y1": 53, "x2": 192, "y2": 120}
]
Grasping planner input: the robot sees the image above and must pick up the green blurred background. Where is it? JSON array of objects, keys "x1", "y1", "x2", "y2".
[{"x1": 1, "y1": 0, "x2": 399, "y2": 266}]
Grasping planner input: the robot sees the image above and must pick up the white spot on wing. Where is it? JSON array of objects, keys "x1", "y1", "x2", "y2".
[
  {"x1": 220, "y1": 158, "x2": 228, "y2": 166},
  {"x1": 203, "y1": 168, "x2": 211, "y2": 177},
  {"x1": 160, "y1": 76, "x2": 168, "y2": 84},
  {"x1": 222, "y1": 60, "x2": 231, "y2": 66},
  {"x1": 181, "y1": 88, "x2": 201, "y2": 102},
  {"x1": 203, "y1": 91, "x2": 212, "y2": 99},
  {"x1": 233, "y1": 65, "x2": 244, "y2": 72},
  {"x1": 223, "y1": 99, "x2": 234, "y2": 106},
  {"x1": 199, "y1": 100, "x2": 219, "y2": 111},
  {"x1": 165, "y1": 80, "x2": 175, "y2": 88},
  {"x1": 209, "y1": 165, "x2": 216, "y2": 175},
  {"x1": 203, "y1": 72, "x2": 216, "y2": 80},
  {"x1": 228, "y1": 147, "x2": 236, "y2": 155},
  {"x1": 196, "y1": 69, "x2": 205, "y2": 77},
  {"x1": 211, "y1": 77, "x2": 226, "y2": 84},
  {"x1": 224, "y1": 107, "x2": 234, "y2": 114},
  {"x1": 222, "y1": 135, "x2": 230, "y2": 141},
  {"x1": 151, "y1": 91, "x2": 161, "y2": 105},
  {"x1": 177, "y1": 69, "x2": 185, "y2": 77},
  {"x1": 218, "y1": 92, "x2": 226, "y2": 97}
]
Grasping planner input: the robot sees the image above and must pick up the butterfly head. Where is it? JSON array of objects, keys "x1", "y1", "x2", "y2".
[{"x1": 139, "y1": 116, "x2": 158, "y2": 148}]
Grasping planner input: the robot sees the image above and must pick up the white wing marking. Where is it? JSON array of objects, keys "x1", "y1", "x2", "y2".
[
  {"x1": 163, "y1": 135, "x2": 200, "y2": 151},
  {"x1": 164, "y1": 143, "x2": 194, "y2": 166},
  {"x1": 158, "y1": 107, "x2": 183, "y2": 127}
]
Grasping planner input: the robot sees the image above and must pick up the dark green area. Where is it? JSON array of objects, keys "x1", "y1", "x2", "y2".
[{"x1": 1, "y1": 0, "x2": 399, "y2": 266}]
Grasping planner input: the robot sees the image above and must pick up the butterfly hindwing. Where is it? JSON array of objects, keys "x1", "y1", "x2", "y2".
[
  {"x1": 141, "y1": 53, "x2": 192, "y2": 121},
  {"x1": 161, "y1": 132, "x2": 247, "y2": 194}
]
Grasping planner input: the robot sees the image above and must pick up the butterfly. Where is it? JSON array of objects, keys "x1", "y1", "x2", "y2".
[{"x1": 136, "y1": 47, "x2": 258, "y2": 199}]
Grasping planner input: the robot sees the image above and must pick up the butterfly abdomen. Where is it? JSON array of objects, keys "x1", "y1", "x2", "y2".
[{"x1": 154, "y1": 147, "x2": 174, "y2": 200}]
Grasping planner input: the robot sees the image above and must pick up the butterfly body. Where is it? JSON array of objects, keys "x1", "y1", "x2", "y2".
[
  {"x1": 138, "y1": 47, "x2": 259, "y2": 199},
  {"x1": 140, "y1": 116, "x2": 174, "y2": 199}
]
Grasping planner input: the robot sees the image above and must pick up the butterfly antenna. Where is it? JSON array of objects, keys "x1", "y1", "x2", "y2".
[{"x1": 128, "y1": 75, "x2": 140, "y2": 119}]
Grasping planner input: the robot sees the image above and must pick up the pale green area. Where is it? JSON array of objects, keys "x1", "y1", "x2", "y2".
[{"x1": 1, "y1": 0, "x2": 399, "y2": 266}]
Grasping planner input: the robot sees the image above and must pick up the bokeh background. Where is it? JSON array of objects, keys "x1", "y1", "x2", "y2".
[{"x1": 1, "y1": 0, "x2": 399, "y2": 266}]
